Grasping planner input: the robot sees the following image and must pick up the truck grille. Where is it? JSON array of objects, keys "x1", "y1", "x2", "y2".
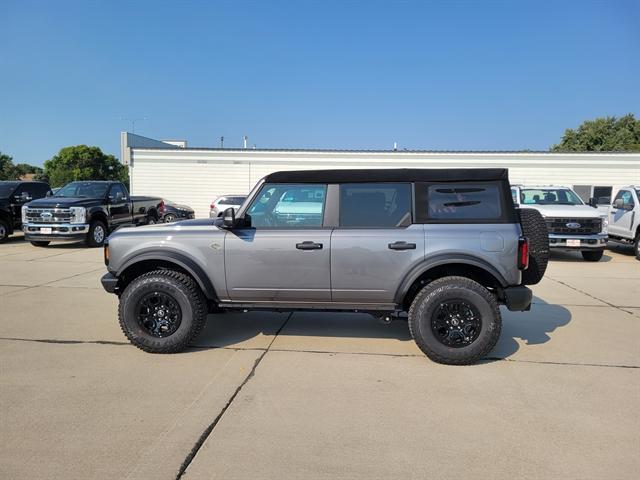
[
  {"x1": 545, "y1": 217, "x2": 602, "y2": 235},
  {"x1": 25, "y1": 208, "x2": 72, "y2": 223}
]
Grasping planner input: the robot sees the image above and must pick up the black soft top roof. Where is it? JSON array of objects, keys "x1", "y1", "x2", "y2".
[{"x1": 264, "y1": 168, "x2": 509, "y2": 184}]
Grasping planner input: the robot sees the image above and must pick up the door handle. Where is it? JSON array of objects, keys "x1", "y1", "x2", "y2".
[
  {"x1": 388, "y1": 241, "x2": 416, "y2": 250},
  {"x1": 296, "y1": 241, "x2": 323, "y2": 250}
]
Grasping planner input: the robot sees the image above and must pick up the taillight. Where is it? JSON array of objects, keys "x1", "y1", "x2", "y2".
[
  {"x1": 518, "y1": 237, "x2": 529, "y2": 270},
  {"x1": 158, "y1": 200, "x2": 166, "y2": 213}
]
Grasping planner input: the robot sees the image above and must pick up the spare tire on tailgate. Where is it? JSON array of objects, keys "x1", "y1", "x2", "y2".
[{"x1": 518, "y1": 208, "x2": 549, "y2": 285}]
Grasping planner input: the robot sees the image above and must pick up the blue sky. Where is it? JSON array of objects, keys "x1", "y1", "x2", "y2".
[{"x1": 1, "y1": 0, "x2": 638, "y2": 166}]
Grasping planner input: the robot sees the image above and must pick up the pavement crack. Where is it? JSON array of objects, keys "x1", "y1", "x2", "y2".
[
  {"x1": 175, "y1": 312, "x2": 293, "y2": 480},
  {"x1": 547, "y1": 276, "x2": 636, "y2": 315},
  {"x1": 484, "y1": 357, "x2": 639, "y2": 369}
]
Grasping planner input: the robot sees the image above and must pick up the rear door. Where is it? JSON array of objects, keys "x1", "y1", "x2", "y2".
[
  {"x1": 330, "y1": 183, "x2": 424, "y2": 303},
  {"x1": 225, "y1": 183, "x2": 331, "y2": 302}
]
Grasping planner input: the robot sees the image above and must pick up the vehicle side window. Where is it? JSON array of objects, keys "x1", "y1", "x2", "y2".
[
  {"x1": 34, "y1": 184, "x2": 50, "y2": 198},
  {"x1": 339, "y1": 183, "x2": 411, "y2": 228},
  {"x1": 614, "y1": 190, "x2": 634, "y2": 207},
  {"x1": 510, "y1": 188, "x2": 518, "y2": 204},
  {"x1": 246, "y1": 184, "x2": 326, "y2": 228},
  {"x1": 109, "y1": 184, "x2": 126, "y2": 201},
  {"x1": 420, "y1": 183, "x2": 502, "y2": 221}
]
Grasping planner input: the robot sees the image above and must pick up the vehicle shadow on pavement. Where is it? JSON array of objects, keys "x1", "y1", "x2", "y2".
[
  {"x1": 490, "y1": 297, "x2": 572, "y2": 359},
  {"x1": 549, "y1": 250, "x2": 613, "y2": 262},
  {"x1": 606, "y1": 243, "x2": 636, "y2": 257}
]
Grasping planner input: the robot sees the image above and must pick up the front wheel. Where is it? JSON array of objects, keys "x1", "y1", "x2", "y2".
[
  {"x1": 118, "y1": 270, "x2": 207, "y2": 353},
  {"x1": 86, "y1": 220, "x2": 107, "y2": 247},
  {"x1": 581, "y1": 249, "x2": 604, "y2": 262},
  {"x1": 635, "y1": 235, "x2": 640, "y2": 261},
  {"x1": 0, "y1": 219, "x2": 9, "y2": 243},
  {"x1": 408, "y1": 276, "x2": 501, "y2": 365},
  {"x1": 163, "y1": 214, "x2": 176, "y2": 223}
]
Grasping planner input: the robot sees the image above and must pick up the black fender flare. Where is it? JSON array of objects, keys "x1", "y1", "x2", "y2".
[
  {"x1": 394, "y1": 253, "x2": 509, "y2": 304},
  {"x1": 116, "y1": 249, "x2": 217, "y2": 300}
]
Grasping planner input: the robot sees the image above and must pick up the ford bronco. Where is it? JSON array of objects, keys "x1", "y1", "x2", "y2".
[{"x1": 101, "y1": 169, "x2": 549, "y2": 365}]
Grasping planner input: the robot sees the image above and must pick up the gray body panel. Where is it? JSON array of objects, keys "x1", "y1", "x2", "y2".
[
  {"x1": 330, "y1": 225, "x2": 425, "y2": 303},
  {"x1": 224, "y1": 228, "x2": 332, "y2": 301}
]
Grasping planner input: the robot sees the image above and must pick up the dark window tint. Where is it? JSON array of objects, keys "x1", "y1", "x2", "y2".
[
  {"x1": 220, "y1": 196, "x2": 246, "y2": 205},
  {"x1": 109, "y1": 184, "x2": 127, "y2": 201},
  {"x1": 340, "y1": 183, "x2": 411, "y2": 227},
  {"x1": 614, "y1": 190, "x2": 634, "y2": 207},
  {"x1": 247, "y1": 184, "x2": 326, "y2": 228},
  {"x1": 426, "y1": 183, "x2": 502, "y2": 220}
]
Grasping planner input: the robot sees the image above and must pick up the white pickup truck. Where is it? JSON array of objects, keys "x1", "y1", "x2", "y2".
[
  {"x1": 511, "y1": 185, "x2": 608, "y2": 261},
  {"x1": 607, "y1": 186, "x2": 640, "y2": 260}
]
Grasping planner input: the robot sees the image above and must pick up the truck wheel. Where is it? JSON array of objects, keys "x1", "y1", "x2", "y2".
[
  {"x1": 581, "y1": 249, "x2": 604, "y2": 262},
  {"x1": 118, "y1": 270, "x2": 207, "y2": 353},
  {"x1": 518, "y1": 208, "x2": 549, "y2": 285},
  {"x1": 0, "y1": 219, "x2": 9, "y2": 243},
  {"x1": 87, "y1": 220, "x2": 107, "y2": 247},
  {"x1": 30, "y1": 241, "x2": 51, "y2": 247},
  {"x1": 408, "y1": 276, "x2": 501, "y2": 365},
  {"x1": 635, "y1": 234, "x2": 640, "y2": 260}
]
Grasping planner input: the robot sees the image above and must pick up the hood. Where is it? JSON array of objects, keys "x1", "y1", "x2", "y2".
[
  {"x1": 521, "y1": 204, "x2": 603, "y2": 218},
  {"x1": 112, "y1": 217, "x2": 218, "y2": 236},
  {"x1": 27, "y1": 196, "x2": 100, "y2": 208}
]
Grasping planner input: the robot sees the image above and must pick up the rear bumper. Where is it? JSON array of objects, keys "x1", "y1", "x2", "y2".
[
  {"x1": 101, "y1": 272, "x2": 119, "y2": 294},
  {"x1": 503, "y1": 285, "x2": 533, "y2": 311}
]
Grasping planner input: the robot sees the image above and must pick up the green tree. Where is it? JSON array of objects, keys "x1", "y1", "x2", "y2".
[
  {"x1": 551, "y1": 114, "x2": 640, "y2": 152},
  {"x1": 43, "y1": 145, "x2": 129, "y2": 188},
  {"x1": 0, "y1": 151, "x2": 17, "y2": 180}
]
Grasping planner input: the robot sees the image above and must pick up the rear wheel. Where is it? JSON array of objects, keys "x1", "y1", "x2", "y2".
[
  {"x1": 118, "y1": 270, "x2": 207, "y2": 353},
  {"x1": 30, "y1": 241, "x2": 50, "y2": 247},
  {"x1": 86, "y1": 220, "x2": 107, "y2": 247},
  {"x1": 408, "y1": 276, "x2": 501, "y2": 365},
  {"x1": 518, "y1": 208, "x2": 549, "y2": 285},
  {"x1": 581, "y1": 249, "x2": 604, "y2": 262},
  {"x1": 0, "y1": 219, "x2": 9, "y2": 243}
]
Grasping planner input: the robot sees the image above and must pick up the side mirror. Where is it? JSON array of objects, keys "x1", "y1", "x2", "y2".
[
  {"x1": 588, "y1": 197, "x2": 597, "y2": 208},
  {"x1": 18, "y1": 192, "x2": 32, "y2": 202},
  {"x1": 222, "y1": 207, "x2": 236, "y2": 228},
  {"x1": 613, "y1": 199, "x2": 624, "y2": 209},
  {"x1": 46, "y1": 191, "x2": 52, "y2": 197}
]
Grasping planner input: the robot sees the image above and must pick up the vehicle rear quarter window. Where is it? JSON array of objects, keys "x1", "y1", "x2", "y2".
[
  {"x1": 247, "y1": 184, "x2": 326, "y2": 228},
  {"x1": 416, "y1": 182, "x2": 504, "y2": 222},
  {"x1": 339, "y1": 183, "x2": 411, "y2": 228}
]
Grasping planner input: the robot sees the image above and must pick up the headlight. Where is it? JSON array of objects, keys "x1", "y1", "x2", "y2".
[
  {"x1": 21, "y1": 205, "x2": 27, "y2": 223},
  {"x1": 70, "y1": 207, "x2": 86, "y2": 224},
  {"x1": 601, "y1": 216, "x2": 608, "y2": 234}
]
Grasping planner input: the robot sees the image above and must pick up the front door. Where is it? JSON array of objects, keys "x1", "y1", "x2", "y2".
[
  {"x1": 107, "y1": 184, "x2": 131, "y2": 227},
  {"x1": 609, "y1": 189, "x2": 636, "y2": 237},
  {"x1": 225, "y1": 183, "x2": 331, "y2": 302},
  {"x1": 330, "y1": 183, "x2": 424, "y2": 303}
]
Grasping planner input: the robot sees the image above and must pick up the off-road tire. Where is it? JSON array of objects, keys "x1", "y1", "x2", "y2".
[
  {"x1": 118, "y1": 270, "x2": 207, "y2": 353},
  {"x1": 518, "y1": 208, "x2": 549, "y2": 285},
  {"x1": 581, "y1": 249, "x2": 604, "y2": 262},
  {"x1": 408, "y1": 276, "x2": 501, "y2": 365},
  {"x1": 30, "y1": 241, "x2": 50, "y2": 247},
  {"x1": 86, "y1": 220, "x2": 107, "y2": 247},
  {"x1": 0, "y1": 219, "x2": 9, "y2": 243}
]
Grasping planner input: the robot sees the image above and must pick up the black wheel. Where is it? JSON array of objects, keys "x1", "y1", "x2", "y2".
[
  {"x1": 30, "y1": 241, "x2": 50, "y2": 247},
  {"x1": 635, "y1": 234, "x2": 640, "y2": 261},
  {"x1": 0, "y1": 219, "x2": 9, "y2": 243},
  {"x1": 408, "y1": 276, "x2": 501, "y2": 365},
  {"x1": 87, "y1": 220, "x2": 107, "y2": 247},
  {"x1": 518, "y1": 208, "x2": 549, "y2": 285},
  {"x1": 581, "y1": 249, "x2": 604, "y2": 262},
  {"x1": 163, "y1": 214, "x2": 176, "y2": 223},
  {"x1": 118, "y1": 270, "x2": 207, "y2": 353},
  {"x1": 147, "y1": 214, "x2": 158, "y2": 225}
]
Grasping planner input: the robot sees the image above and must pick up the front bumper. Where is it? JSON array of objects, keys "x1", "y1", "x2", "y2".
[
  {"x1": 503, "y1": 285, "x2": 532, "y2": 311},
  {"x1": 23, "y1": 223, "x2": 90, "y2": 241},
  {"x1": 101, "y1": 272, "x2": 119, "y2": 294},
  {"x1": 548, "y1": 233, "x2": 607, "y2": 250}
]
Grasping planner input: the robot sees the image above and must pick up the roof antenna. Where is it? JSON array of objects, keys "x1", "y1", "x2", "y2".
[
  {"x1": 393, "y1": 142, "x2": 398, "y2": 151},
  {"x1": 243, "y1": 135, "x2": 248, "y2": 149}
]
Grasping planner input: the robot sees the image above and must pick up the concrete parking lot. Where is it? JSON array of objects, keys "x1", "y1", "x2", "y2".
[{"x1": 1, "y1": 233, "x2": 638, "y2": 480}]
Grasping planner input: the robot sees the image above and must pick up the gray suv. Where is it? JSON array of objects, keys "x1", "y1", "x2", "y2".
[{"x1": 101, "y1": 169, "x2": 548, "y2": 365}]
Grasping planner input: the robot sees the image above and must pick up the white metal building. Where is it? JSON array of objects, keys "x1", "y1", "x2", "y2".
[{"x1": 121, "y1": 132, "x2": 640, "y2": 218}]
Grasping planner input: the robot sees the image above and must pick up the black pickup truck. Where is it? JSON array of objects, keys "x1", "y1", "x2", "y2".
[
  {"x1": 0, "y1": 181, "x2": 52, "y2": 242},
  {"x1": 22, "y1": 181, "x2": 162, "y2": 247}
]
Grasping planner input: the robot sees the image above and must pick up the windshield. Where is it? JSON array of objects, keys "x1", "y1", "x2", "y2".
[
  {"x1": 55, "y1": 182, "x2": 110, "y2": 198},
  {"x1": 519, "y1": 188, "x2": 583, "y2": 206},
  {"x1": 0, "y1": 183, "x2": 19, "y2": 197}
]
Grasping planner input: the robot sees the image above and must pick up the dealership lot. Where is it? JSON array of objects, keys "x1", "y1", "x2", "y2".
[{"x1": 0, "y1": 234, "x2": 638, "y2": 479}]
